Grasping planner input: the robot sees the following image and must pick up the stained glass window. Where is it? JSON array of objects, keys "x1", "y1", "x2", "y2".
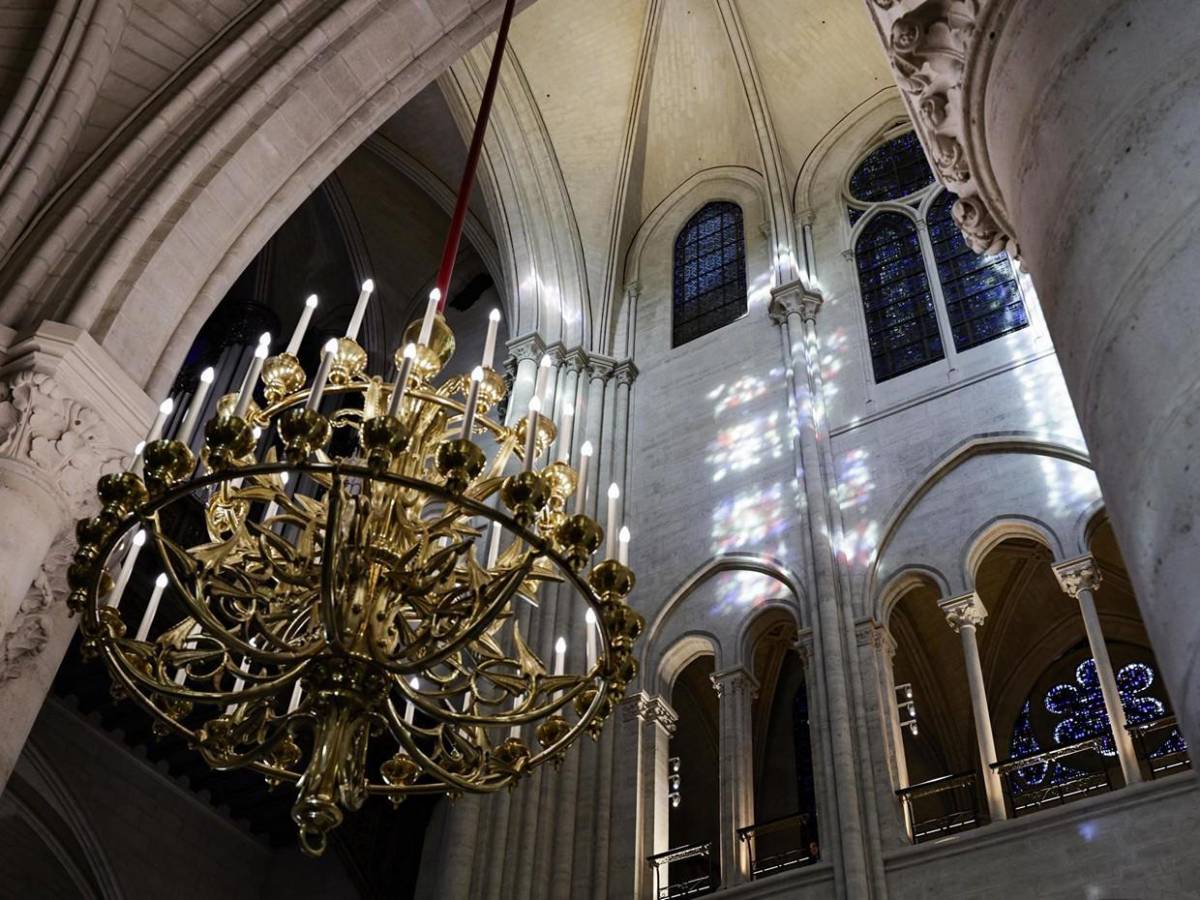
[
  {"x1": 848, "y1": 131, "x2": 935, "y2": 203},
  {"x1": 927, "y1": 191, "x2": 1028, "y2": 351},
  {"x1": 672, "y1": 202, "x2": 747, "y2": 348},
  {"x1": 855, "y1": 212, "x2": 944, "y2": 381},
  {"x1": 1009, "y1": 658, "x2": 1187, "y2": 792}
]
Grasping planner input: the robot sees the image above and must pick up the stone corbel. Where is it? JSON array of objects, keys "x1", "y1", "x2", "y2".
[
  {"x1": 768, "y1": 279, "x2": 825, "y2": 326},
  {"x1": 710, "y1": 666, "x2": 760, "y2": 700},
  {"x1": 863, "y1": 0, "x2": 1015, "y2": 256}
]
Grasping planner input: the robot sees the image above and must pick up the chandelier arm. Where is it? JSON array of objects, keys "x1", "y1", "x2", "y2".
[
  {"x1": 379, "y1": 696, "x2": 509, "y2": 794},
  {"x1": 320, "y1": 469, "x2": 345, "y2": 651}
]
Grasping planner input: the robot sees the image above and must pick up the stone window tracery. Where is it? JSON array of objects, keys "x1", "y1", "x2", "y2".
[
  {"x1": 672, "y1": 201, "x2": 748, "y2": 348},
  {"x1": 848, "y1": 129, "x2": 1030, "y2": 383}
]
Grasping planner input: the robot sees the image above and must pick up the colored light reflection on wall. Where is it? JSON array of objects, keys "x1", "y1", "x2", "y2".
[
  {"x1": 711, "y1": 483, "x2": 788, "y2": 555},
  {"x1": 707, "y1": 412, "x2": 785, "y2": 483},
  {"x1": 712, "y1": 569, "x2": 783, "y2": 613}
]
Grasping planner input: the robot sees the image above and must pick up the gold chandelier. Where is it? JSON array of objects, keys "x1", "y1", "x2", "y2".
[{"x1": 66, "y1": 306, "x2": 642, "y2": 855}]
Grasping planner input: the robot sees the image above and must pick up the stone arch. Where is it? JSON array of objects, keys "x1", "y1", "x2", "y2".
[
  {"x1": 0, "y1": 1, "x2": 536, "y2": 399},
  {"x1": 657, "y1": 632, "x2": 721, "y2": 698},
  {"x1": 877, "y1": 565, "x2": 953, "y2": 629},
  {"x1": 641, "y1": 552, "x2": 806, "y2": 697},
  {"x1": 962, "y1": 515, "x2": 1063, "y2": 587}
]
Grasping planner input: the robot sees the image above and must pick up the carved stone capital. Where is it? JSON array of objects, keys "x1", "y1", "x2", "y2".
[
  {"x1": 505, "y1": 332, "x2": 546, "y2": 365},
  {"x1": 710, "y1": 666, "x2": 759, "y2": 700},
  {"x1": 587, "y1": 354, "x2": 617, "y2": 383},
  {"x1": 542, "y1": 342, "x2": 567, "y2": 366},
  {"x1": 563, "y1": 347, "x2": 591, "y2": 376},
  {"x1": 612, "y1": 360, "x2": 639, "y2": 388},
  {"x1": 864, "y1": 0, "x2": 1016, "y2": 256},
  {"x1": 0, "y1": 532, "x2": 73, "y2": 684},
  {"x1": 768, "y1": 279, "x2": 824, "y2": 326},
  {"x1": 641, "y1": 695, "x2": 678, "y2": 735},
  {"x1": 938, "y1": 591, "x2": 987, "y2": 633},
  {"x1": 856, "y1": 619, "x2": 895, "y2": 656},
  {"x1": 1052, "y1": 555, "x2": 1103, "y2": 598},
  {"x1": 793, "y1": 630, "x2": 816, "y2": 669}
]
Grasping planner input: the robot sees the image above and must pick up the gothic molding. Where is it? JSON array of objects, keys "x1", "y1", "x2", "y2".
[
  {"x1": 938, "y1": 591, "x2": 987, "y2": 632},
  {"x1": 863, "y1": 0, "x2": 1015, "y2": 256},
  {"x1": 855, "y1": 619, "x2": 895, "y2": 657},
  {"x1": 563, "y1": 348, "x2": 591, "y2": 376},
  {"x1": 768, "y1": 279, "x2": 824, "y2": 326},
  {"x1": 612, "y1": 360, "x2": 639, "y2": 388},
  {"x1": 1052, "y1": 555, "x2": 1103, "y2": 598}
]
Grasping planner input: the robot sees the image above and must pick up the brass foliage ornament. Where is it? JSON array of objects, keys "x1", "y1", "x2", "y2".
[{"x1": 68, "y1": 314, "x2": 641, "y2": 857}]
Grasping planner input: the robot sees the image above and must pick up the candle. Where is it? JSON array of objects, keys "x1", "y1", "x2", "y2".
[
  {"x1": 417, "y1": 289, "x2": 441, "y2": 345},
  {"x1": 461, "y1": 366, "x2": 483, "y2": 439},
  {"x1": 553, "y1": 636, "x2": 567, "y2": 702},
  {"x1": 174, "y1": 623, "x2": 200, "y2": 686},
  {"x1": 175, "y1": 367, "x2": 215, "y2": 446},
  {"x1": 234, "y1": 343, "x2": 268, "y2": 419},
  {"x1": 387, "y1": 343, "x2": 417, "y2": 417},
  {"x1": 404, "y1": 676, "x2": 420, "y2": 726},
  {"x1": 534, "y1": 354, "x2": 553, "y2": 405},
  {"x1": 132, "y1": 398, "x2": 175, "y2": 473},
  {"x1": 605, "y1": 483, "x2": 620, "y2": 559},
  {"x1": 618, "y1": 526, "x2": 631, "y2": 566},
  {"x1": 345, "y1": 279, "x2": 374, "y2": 342},
  {"x1": 482, "y1": 308, "x2": 501, "y2": 369},
  {"x1": 286, "y1": 294, "x2": 319, "y2": 356},
  {"x1": 523, "y1": 396, "x2": 541, "y2": 473},
  {"x1": 557, "y1": 400, "x2": 575, "y2": 462},
  {"x1": 287, "y1": 680, "x2": 303, "y2": 713},
  {"x1": 486, "y1": 521, "x2": 502, "y2": 568},
  {"x1": 263, "y1": 471, "x2": 288, "y2": 523},
  {"x1": 585, "y1": 608, "x2": 597, "y2": 668},
  {"x1": 509, "y1": 694, "x2": 524, "y2": 740},
  {"x1": 107, "y1": 529, "x2": 146, "y2": 608},
  {"x1": 305, "y1": 339, "x2": 340, "y2": 411},
  {"x1": 135, "y1": 572, "x2": 169, "y2": 641},
  {"x1": 226, "y1": 655, "x2": 252, "y2": 714},
  {"x1": 573, "y1": 441, "x2": 593, "y2": 515}
]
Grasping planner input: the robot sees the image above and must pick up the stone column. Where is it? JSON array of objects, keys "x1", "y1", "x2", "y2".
[
  {"x1": 769, "y1": 281, "x2": 871, "y2": 898},
  {"x1": 504, "y1": 333, "x2": 545, "y2": 427},
  {"x1": 607, "y1": 693, "x2": 676, "y2": 900},
  {"x1": 0, "y1": 321, "x2": 149, "y2": 790},
  {"x1": 608, "y1": 362, "x2": 637, "y2": 520},
  {"x1": 582, "y1": 357, "x2": 613, "y2": 518},
  {"x1": 938, "y1": 593, "x2": 1006, "y2": 822},
  {"x1": 864, "y1": 0, "x2": 1200, "y2": 758},
  {"x1": 1052, "y1": 555, "x2": 1142, "y2": 785},
  {"x1": 710, "y1": 667, "x2": 757, "y2": 886}
]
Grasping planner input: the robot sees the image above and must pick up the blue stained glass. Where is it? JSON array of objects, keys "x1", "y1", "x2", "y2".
[
  {"x1": 848, "y1": 131, "x2": 935, "y2": 203},
  {"x1": 855, "y1": 212, "x2": 943, "y2": 381},
  {"x1": 673, "y1": 202, "x2": 747, "y2": 348},
  {"x1": 1009, "y1": 658, "x2": 1188, "y2": 791},
  {"x1": 927, "y1": 191, "x2": 1028, "y2": 351}
]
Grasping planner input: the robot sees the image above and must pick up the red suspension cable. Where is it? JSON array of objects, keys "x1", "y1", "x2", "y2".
[{"x1": 434, "y1": 0, "x2": 517, "y2": 312}]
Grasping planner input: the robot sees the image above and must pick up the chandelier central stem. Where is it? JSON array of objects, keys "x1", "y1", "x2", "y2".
[{"x1": 434, "y1": 0, "x2": 517, "y2": 309}]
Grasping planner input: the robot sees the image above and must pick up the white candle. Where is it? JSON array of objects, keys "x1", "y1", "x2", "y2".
[
  {"x1": 286, "y1": 294, "x2": 319, "y2": 356},
  {"x1": 573, "y1": 441, "x2": 593, "y2": 515},
  {"x1": 263, "y1": 471, "x2": 288, "y2": 523},
  {"x1": 305, "y1": 339, "x2": 340, "y2": 411},
  {"x1": 404, "y1": 676, "x2": 420, "y2": 726},
  {"x1": 388, "y1": 343, "x2": 417, "y2": 417},
  {"x1": 135, "y1": 572, "x2": 169, "y2": 641},
  {"x1": 553, "y1": 636, "x2": 567, "y2": 702},
  {"x1": 234, "y1": 344, "x2": 268, "y2": 419},
  {"x1": 107, "y1": 529, "x2": 146, "y2": 608},
  {"x1": 132, "y1": 398, "x2": 175, "y2": 473},
  {"x1": 509, "y1": 694, "x2": 524, "y2": 740},
  {"x1": 534, "y1": 354, "x2": 553, "y2": 405},
  {"x1": 175, "y1": 367, "x2": 215, "y2": 446},
  {"x1": 482, "y1": 308, "x2": 501, "y2": 369},
  {"x1": 585, "y1": 607, "x2": 597, "y2": 668},
  {"x1": 605, "y1": 483, "x2": 620, "y2": 559},
  {"x1": 523, "y1": 396, "x2": 541, "y2": 473},
  {"x1": 486, "y1": 522, "x2": 502, "y2": 568},
  {"x1": 226, "y1": 655, "x2": 252, "y2": 714},
  {"x1": 461, "y1": 366, "x2": 483, "y2": 439},
  {"x1": 618, "y1": 525, "x2": 631, "y2": 567},
  {"x1": 417, "y1": 289, "x2": 441, "y2": 345},
  {"x1": 287, "y1": 679, "x2": 303, "y2": 713},
  {"x1": 557, "y1": 400, "x2": 575, "y2": 462},
  {"x1": 174, "y1": 623, "x2": 200, "y2": 686},
  {"x1": 345, "y1": 279, "x2": 374, "y2": 342}
]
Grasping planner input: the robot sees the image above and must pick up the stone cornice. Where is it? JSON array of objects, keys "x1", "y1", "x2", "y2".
[
  {"x1": 938, "y1": 591, "x2": 987, "y2": 632},
  {"x1": 505, "y1": 332, "x2": 546, "y2": 364},
  {"x1": 612, "y1": 360, "x2": 638, "y2": 387},
  {"x1": 863, "y1": 0, "x2": 1015, "y2": 256},
  {"x1": 1052, "y1": 555, "x2": 1102, "y2": 598},
  {"x1": 768, "y1": 279, "x2": 824, "y2": 325}
]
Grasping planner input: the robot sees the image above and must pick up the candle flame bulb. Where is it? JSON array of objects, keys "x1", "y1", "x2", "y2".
[
  {"x1": 585, "y1": 608, "x2": 596, "y2": 625},
  {"x1": 159, "y1": 398, "x2": 175, "y2": 416},
  {"x1": 409, "y1": 677, "x2": 419, "y2": 690},
  {"x1": 555, "y1": 636, "x2": 567, "y2": 655},
  {"x1": 606, "y1": 483, "x2": 621, "y2": 559},
  {"x1": 200, "y1": 367, "x2": 215, "y2": 384},
  {"x1": 362, "y1": 278, "x2": 374, "y2": 292},
  {"x1": 418, "y1": 290, "x2": 441, "y2": 345},
  {"x1": 258, "y1": 332, "x2": 271, "y2": 347},
  {"x1": 618, "y1": 525, "x2": 631, "y2": 566},
  {"x1": 608, "y1": 483, "x2": 620, "y2": 500},
  {"x1": 155, "y1": 572, "x2": 168, "y2": 589},
  {"x1": 306, "y1": 294, "x2": 319, "y2": 309},
  {"x1": 133, "y1": 529, "x2": 147, "y2": 547}
]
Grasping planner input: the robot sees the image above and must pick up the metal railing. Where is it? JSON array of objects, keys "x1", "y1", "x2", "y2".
[
  {"x1": 1127, "y1": 715, "x2": 1191, "y2": 779},
  {"x1": 992, "y1": 737, "x2": 1113, "y2": 816},
  {"x1": 896, "y1": 771, "x2": 981, "y2": 843},
  {"x1": 736, "y1": 812, "x2": 818, "y2": 880},
  {"x1": 646, "y1": 841, "x2": 717, "y2": 900}
]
